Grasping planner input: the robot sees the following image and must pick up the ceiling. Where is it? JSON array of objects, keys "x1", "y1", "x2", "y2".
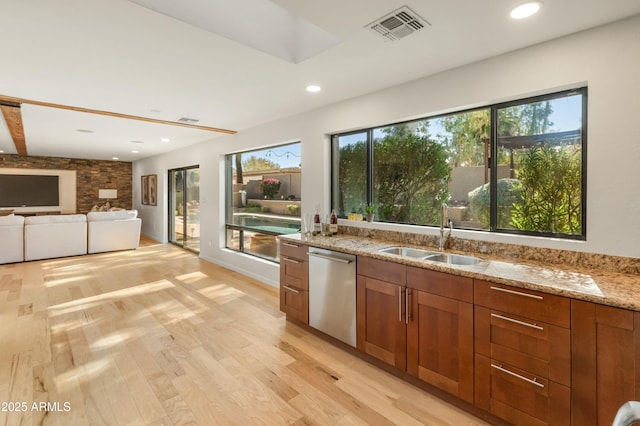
[{"x1": 1, "y1": 0, "x2": 639, "y2": 162}]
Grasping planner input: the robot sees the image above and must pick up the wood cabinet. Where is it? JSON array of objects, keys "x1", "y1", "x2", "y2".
[
  {"x1": 474, "y1": 280, "x2": 571, "y2": 425},
  {"x1": 279, "y1": 240, "x2": 309, "y2": 323},
  {"x1": 406, "y1": 267, "x2": 474, "y2": 403},
  {"x1": 310, "y1": 250, "x2": 640, "y2": 425},
  {"x1": 571, "y1": 300, "x2": 640, "y2": 425},
  {"x1": 356, "y1": 256, "x2": 407, "y2": 370},
  {"x1": 356, "y1": 257, "x2": 474, "y2": 401}
]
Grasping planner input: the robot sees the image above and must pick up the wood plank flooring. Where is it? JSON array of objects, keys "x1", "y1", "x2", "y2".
[{"x1": 0, "y1": 239, "x2": 491, "y2": 425}]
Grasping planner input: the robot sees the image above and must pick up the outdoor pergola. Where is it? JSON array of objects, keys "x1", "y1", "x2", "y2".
[{"x1": 482, "y1": 129, "x2": 582, "y2": 182}]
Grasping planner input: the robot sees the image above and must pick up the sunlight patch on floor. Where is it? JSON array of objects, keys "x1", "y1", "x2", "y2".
[
  {"x1": 198, "y1": 283, "x2": 246, "y2": 304},
  {"x1": 47, "y1": 280, "x2": 175, "y2": 315}
]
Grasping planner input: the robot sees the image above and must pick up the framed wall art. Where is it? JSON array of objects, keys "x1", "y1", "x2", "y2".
[{"x1": 141, "y1": 174, "x2": 157, "y2": 206}]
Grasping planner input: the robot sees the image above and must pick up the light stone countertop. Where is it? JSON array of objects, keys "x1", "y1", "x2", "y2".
[{"x1": 280, "y1": 233, "x2": 640, "y2": 312}]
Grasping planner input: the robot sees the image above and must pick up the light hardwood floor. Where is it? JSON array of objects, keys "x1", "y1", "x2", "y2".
[{"x1": 0, "y1": 239, "x2": 491, "y2": 425}]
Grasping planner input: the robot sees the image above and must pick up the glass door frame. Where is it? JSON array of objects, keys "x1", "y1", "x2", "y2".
[{"x1": 168, "y1": 165, "x2": 200, "y2": 253}]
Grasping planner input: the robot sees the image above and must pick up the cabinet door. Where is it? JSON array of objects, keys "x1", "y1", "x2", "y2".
[
  {"x1": 572, "y1": 300, "x2": 640, "y2": 425},
  {"x1": 280, "y1": 285, "x2": 308, "y2": 323},
  {"x1": 356, "y1": 275, "x2": 406, "y2": 370},
  {"x1": 407, "y1": 290, "x2": 474, "y2": 403}
]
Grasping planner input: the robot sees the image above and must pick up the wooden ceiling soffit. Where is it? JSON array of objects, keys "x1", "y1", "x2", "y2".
[
  {"x1": 0, "y1": 101, "x2": 27, "y2": 156},
  {"x1": 0, "y1": 94, "x2": 237, "y2": 135}
]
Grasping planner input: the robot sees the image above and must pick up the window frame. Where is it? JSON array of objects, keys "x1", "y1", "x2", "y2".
[
  {"x1": 330, "y1": 87, "x2": 588, "y2": 240},
  {"x1": 224, "y1": 141, "x2": 302, "y2": 263}
]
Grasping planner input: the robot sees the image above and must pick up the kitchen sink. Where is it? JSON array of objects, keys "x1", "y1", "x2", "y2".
[
  {"x1": 378, "y1": 246, "x2": 437, "y2": 258},
  {"x1": 424, "y1": 253, "x2": 482, "y2": 265}
]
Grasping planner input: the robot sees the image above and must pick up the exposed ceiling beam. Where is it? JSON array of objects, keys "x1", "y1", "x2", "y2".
[
  {"x1": 0, "y1": 94, "x2": 237, "y2": 134},
  {"x1": 0, "y1": 103, "x2": 28, "y2": 156}
]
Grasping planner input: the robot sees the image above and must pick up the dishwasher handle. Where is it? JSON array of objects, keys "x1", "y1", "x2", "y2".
[{"x1": 308, "y1": 251, "x2": 353, "y2": 264}]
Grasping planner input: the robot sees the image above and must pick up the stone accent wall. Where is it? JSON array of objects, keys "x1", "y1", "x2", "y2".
[{"x1": 0, "y1": 154, "x2": 132, "y2": 213}]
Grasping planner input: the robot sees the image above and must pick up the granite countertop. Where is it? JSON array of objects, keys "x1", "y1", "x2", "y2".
[{"x1": 279, "y1": 233, "x2": 640, "y2": 312}]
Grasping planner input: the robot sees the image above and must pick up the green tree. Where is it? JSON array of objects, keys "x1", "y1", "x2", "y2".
[
  {"x1": 336, "y1": 140, "x2": 367, "y2": 215},
  {"x1": 440, "y1": 110, "x2": 490, "y2": 167},
  {"x1": 511, "y1": 144, "x2": 582, "y2": 234},
  {"x1": 373, "y1": 124, "x2": 451, "y2": 225},
  {"x1": 242, "y1": 155, "x2": 280, "y2": 171},
  {"x1": 498, "y1": 101, "x2": 554, "y2": 137}
]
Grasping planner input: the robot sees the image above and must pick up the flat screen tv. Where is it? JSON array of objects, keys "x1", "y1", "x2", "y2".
[{"x1": 0, "y1": 174, "x2": 60, "y2": 207}]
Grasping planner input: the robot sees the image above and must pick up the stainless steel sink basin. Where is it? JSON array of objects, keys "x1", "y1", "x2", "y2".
[
  {"x1": 378, "y1": 246, "x2": 437, "y2": 258},
  {"x1": 424, "y1": 253, "x2": 482, "y2": 265}
]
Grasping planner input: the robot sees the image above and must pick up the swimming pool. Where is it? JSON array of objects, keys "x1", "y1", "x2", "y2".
[{"x1": 233, "y1": 214, "x2": 301, "y2": 235}]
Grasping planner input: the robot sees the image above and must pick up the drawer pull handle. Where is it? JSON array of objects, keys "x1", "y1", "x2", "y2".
[
  {"x1": 491, "y1": 364, "x2": 544, "y2": 388},
  {"x1": 283, "y1": 257, "x2": 300, "y2": 264},
  {"x1": 398, "y1": 286, "x2": 402, "y2": 322},
  {"x1": 282, "y1": 242, "x2": 300, "y2": 248},
  {"x1": 406, "y1": 288, "x2": 412, "y2": 324},
  {"x1": 490, "y1": 286, "x2": 543, "y2": 300},
  {"x1": 283, "y1": 285, "x2": 300, "y2": 294},
  {"x1": 491, "y1": 313, "x2": 543, "y2": 331}
]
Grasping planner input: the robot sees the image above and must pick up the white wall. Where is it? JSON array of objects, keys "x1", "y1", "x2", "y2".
[{"x1": 134, "y1": 15, "x2": 640, "y2": 286}]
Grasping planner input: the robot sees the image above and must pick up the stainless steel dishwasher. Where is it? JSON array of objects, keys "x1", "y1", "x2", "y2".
[{"x1": 308, "y1": 247, "x2": 356, "y2": 347}]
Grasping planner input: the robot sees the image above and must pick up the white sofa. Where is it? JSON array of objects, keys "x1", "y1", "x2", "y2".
[
  {"x1": 24, "y1": 214, "x2": 88, "y2": 261},
  {"x1": 87, "y1": 210, "x2": 141, "y2": 254},
  {"x1": 0, "y1": 214, "x2": 25, "y2": 264}
]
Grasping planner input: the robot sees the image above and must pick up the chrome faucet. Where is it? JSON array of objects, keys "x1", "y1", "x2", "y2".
[{"x1": 439, "y1": 203, "x2": 452, "y2": 251}]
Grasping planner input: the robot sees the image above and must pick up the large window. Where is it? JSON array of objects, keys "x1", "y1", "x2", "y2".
[
  {"x1": 331, "y1": 88, "x2": 586, "y2": 239},
  {"x1": 225, "y1": 142, "x2": 302, "y2": 262}
]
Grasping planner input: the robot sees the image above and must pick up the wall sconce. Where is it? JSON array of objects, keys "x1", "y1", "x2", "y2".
[{"x1": 98, "y1": 189, "x2": 117, "y2": 210}]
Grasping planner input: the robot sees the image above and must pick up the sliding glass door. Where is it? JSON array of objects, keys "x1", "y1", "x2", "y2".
[{"x1": 169, "y1": 166, "x2": 200, "y2": 253}]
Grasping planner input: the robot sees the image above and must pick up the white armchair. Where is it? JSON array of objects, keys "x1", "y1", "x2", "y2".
[{"x1": 0, "y1": 214, "x2": 25, "y2": 264}]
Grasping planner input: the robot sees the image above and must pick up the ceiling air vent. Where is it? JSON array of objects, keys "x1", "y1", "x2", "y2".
[
  {"x1": 178, "y1": 117, "x2": 199, "y2": 124},
  {"x1": 366, "y1": 6, "x2": 430, "y2": 42}
]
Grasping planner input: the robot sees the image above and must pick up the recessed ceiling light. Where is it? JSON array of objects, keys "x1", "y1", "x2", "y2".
[
  {"x1": 112, "y1": 156, "x2": 119, "y2": 160},
  {"x1": 161, "y1": 138, "x2": 171, "y2": 143},
  {"x1": 510, "y1": 1, "x2": 542, "y2": 19},
  {"x1": 306, "y1": 85, "x2": 321, "y2": 93},
  {"x1": 131, "y1": 150, "x2": 139, "y2": 154},
  {"x1": 76, "y1": 129, "x2": 94, "y2": 133},
  {"x1": 0, "y1": 150, "x2": 4, "y2": 153}
]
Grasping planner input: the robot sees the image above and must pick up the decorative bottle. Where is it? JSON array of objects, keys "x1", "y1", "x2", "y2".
[
  {"x1": 329, "y1": 209, "x2": 338, "y2": 235},
  {"x1": 313, "y1": 207, "x2": 322, "y2": 235}
]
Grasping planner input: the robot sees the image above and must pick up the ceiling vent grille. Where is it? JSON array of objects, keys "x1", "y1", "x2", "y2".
[
  {"x1": 178, "y1": 117, "x2": 199, "y2": 124},
  {"x1": 366, "y1": 6, "x2": 430, "y2": 41}
]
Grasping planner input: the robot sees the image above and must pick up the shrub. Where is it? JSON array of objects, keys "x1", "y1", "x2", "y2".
[
  {"x1": 261, "y1": 178, "x2": 281, "y2": 199},
  {"x1": 468, "y1": 178, "x2": 522, "y2": 228},
  {"x1": 511, "y1": 144, "x2": 582, "y2": 234}
]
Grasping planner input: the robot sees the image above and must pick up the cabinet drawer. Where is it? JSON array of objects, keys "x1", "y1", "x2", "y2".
[
  {"x1": 474, "y1": 280, "x2": 570, "y2": 328},
  {"x1": 475, "y1": 306, "x2": 570, "y2": 386},
  {"x1": 280, "y1": 285, "x2": 308, "y2": 323},
  {"x1": 280, "y1": 255, "x2": 308, "y2": 290},
  {"x1": 407, "y1": 266, "x2": 473, "y2": 303},
  {"x1": 279, "y1": 240, "x2": 307, "y2": 259},
  {"x1": 475, "y1": 354, "x2": 570, "y2": 425},
  {"x1": 357, "y1": 256, "x2": 406, "y2": 285}
]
